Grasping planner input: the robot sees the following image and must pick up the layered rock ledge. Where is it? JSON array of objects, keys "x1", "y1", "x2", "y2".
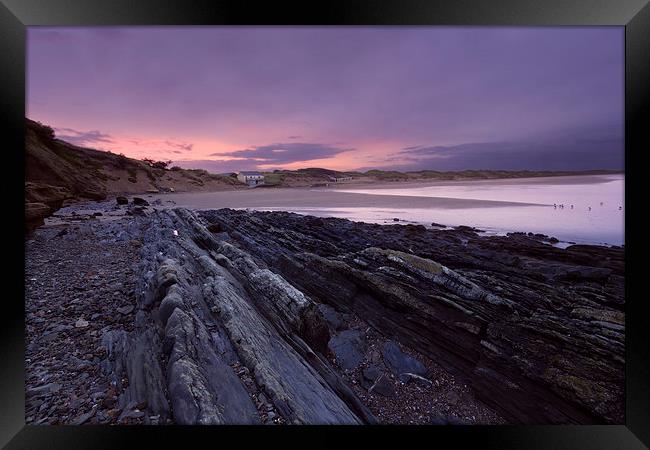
[{"x1": 25, "y1": 205, "x2": 624, "y2": 424}]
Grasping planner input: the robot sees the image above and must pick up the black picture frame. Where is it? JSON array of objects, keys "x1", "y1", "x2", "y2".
[{"x1": 1, "y1": 0, "x2": 648, "y2": 448}]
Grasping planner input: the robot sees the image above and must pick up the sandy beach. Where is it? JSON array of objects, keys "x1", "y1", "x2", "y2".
[
  {"x1": 148, "y1": 174, "x2": 620, "y2": 211},
  {"x1": 150, "y1": 187, "x2": 542, "y2": 210}
]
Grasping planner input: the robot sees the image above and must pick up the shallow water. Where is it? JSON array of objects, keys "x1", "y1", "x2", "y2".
[{"x1": 274, "y1": 174, "x2": 625, "y2": 246}]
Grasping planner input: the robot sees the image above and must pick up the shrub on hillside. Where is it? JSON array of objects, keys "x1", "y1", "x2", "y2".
[
  {"x1": 142, "y1": 158, "x2": 172, "y2": 170},
  {"x1": 33, "y1": 121, "x2": 55, "y2": 139}
]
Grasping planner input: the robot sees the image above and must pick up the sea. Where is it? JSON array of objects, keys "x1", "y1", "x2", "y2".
[{"x1": 262, "y1": 174, "x2": 625, "y2": 247}]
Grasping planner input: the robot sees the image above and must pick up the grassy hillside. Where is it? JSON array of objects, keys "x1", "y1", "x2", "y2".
[
  {"x1": 25, "y1": 118, "x2": 244, "y2": 229},
  {"x1": 261, "y1": 168, "x2": 357, "y2": 186},
  {"x1": 26, "y1": 119, "x2": 242, "y2": 197},
  {"x1": 361, "y1": 168, "x2": 621, "y2": 182},
  {"x1": 259, "y1": 167, "x2": 621, "y2": 187}
]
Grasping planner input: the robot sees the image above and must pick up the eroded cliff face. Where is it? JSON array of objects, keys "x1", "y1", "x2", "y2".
[
  {"x1": 25, "y1": 205, "x2": 624, "y2": 425},
  {"x1": 24, "y1": 119, "x2": 243, "y2": 232}
]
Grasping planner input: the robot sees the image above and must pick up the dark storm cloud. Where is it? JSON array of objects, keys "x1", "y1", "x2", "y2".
[
  {"x1": 212, "y1": 142, "x2": 352, "y2": 165},
  {"x1": 53, "y1": 127, "x2": 114, "y2": 147},
  {"x1": 393, "y1": 131, "x2": 624, "y2": 171}
]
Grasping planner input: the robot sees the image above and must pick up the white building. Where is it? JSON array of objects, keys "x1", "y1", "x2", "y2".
[
  {"x1": 237, "y1": 171, "x2": 265, "y2": 186},
  {"x1": 328, "y1": 175, "x2": 353, "y2": 183}
]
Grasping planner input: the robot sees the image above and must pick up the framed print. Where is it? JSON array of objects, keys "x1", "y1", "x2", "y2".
[{"x1": 1, "y1": 0, "x2": 648, "y2": 448}]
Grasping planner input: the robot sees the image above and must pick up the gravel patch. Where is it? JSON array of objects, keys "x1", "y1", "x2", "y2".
[{"x1": 25, "y1": 218, "x2": 143, "y2": 425}]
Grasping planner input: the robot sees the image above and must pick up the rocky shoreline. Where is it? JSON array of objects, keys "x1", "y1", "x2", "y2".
[{"x1": 25, "y1": 199, "x2": 624, "y2": 425}]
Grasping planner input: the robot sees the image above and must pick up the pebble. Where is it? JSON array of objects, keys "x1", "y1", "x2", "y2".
[
  {"x1": 116, "y1": 305, "x2": 134, "y2": 315},
  {"x1": 70, "y1": 406, "x2": 96, "y2": 425}
]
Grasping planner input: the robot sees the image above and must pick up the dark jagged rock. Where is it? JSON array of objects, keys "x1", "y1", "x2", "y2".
[
  {"x1": 132, "y1": 197, "x2": 149, "y2": 206},
  {"x1": 207, "y1": 223, "x2": 223, "y2": 233},
  {"x1": 328, "y1": 330, "x2": 366, "y2": 370},
  {"x1": 455, "y1": 225, "x2": 481, "y2": 232},
  {"x1": 360, "y1": 364, "x2": 383, "y2": 390},
  {"x1": 100, "y1": 327, "x2": 170, "y2": 422},
  {"x1": 318, "y1": 304, "x2": 344, "y2": 332},
  {"x1": 381, "y1": 341, "x2": 427, "y2": 380},
  {"x1": 200, "y1": 208, "x2": 624, "y2": 424},
  {"x1": 129, "y1": 206, "x2": 147, "y2": 216},
  {"x1": 368, "y1": 373, "x2": 395, "y2": 398},
  {"x1": 116, "y1": 196, "x2": 128, "y2": 205}
]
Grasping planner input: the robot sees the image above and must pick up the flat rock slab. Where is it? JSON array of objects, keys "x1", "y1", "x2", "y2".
[
  {"x1": 26, "y1": 383, "x2": 62, "y2": 397},
  {"x1": 328, "y1": 330, "x2": 366, "y2": 370},
  {"x1": 369, "y1": 374, "x2": 395, "y2": 398},
  {"x1": 318, "y1": 304, "x2": 344, "y2": 332},
  {"x1": 382, "y1": 341, "x2": 427, "y2": 378},
  {"x1": 360, "y1": 364, "x2": 384, "y2": 390},
  {"x1": 164, "y1": 307, "x2": 260, "y2": 425}
]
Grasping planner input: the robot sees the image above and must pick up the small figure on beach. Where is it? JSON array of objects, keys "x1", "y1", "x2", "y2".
[
  {"x1": 554, "y1": 204, "x2": 557, "y2": 209},
  {"x1": 619, "y1": 206, "x2": 622, "y2": 210},
  {"x1": 588, "y1": 206, "x2": 592, "y2": 211},
  {"x1": 570, "y1": 205, "x2": 574, "y2": 209},
  {"x1": 600, "y1": 202, "x2": 604, "y2": 206}
]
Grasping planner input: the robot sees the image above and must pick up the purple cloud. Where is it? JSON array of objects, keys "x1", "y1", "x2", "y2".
[
  {"x1": 164, "y1": 140, "x2": 193, "y2": 152},
  {"x1": 53, "y1": 127, "x2": 114, "y2": 148},
  {"x1": 212, "y1": 142, "x2": 352, "y2": 165},
  {"x1": 172, "y1": 159, "x2": 262, "y2": 174},
  {"x1": 391, "y1": 126, "x2": 624, "y2": 171}
]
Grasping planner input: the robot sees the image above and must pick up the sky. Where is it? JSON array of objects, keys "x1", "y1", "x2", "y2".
[{"x1": 27, "y1": 27, "x2": 624, "y2": 173}]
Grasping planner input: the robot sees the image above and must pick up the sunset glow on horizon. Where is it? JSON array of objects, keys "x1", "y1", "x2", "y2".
[{"x1": 27, "y1": 26, "x2": 624, "y2": 173}]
